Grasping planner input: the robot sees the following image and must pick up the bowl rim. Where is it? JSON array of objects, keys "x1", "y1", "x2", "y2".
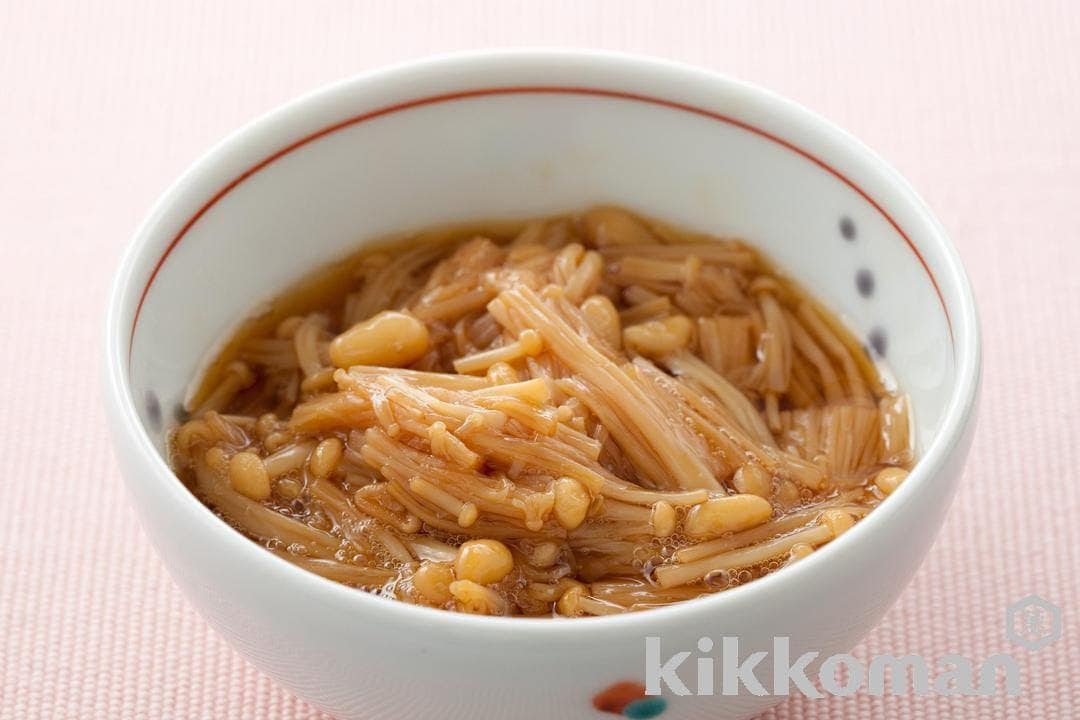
[{"x1": 103, "y1": 47, "x2": 981, "y2": 639}]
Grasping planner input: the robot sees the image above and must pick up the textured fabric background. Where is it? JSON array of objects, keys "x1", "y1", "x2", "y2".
[{"x1": 1, "y1": 1, "x2": 1078, "y2": 718}]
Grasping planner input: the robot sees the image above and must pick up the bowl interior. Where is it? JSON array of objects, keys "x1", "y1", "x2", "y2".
[{"x1": 120, "y1": 65, "x2": 959, "y2": 475}]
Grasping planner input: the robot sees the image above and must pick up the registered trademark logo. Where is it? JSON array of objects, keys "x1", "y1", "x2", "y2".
[{"x1": 1006, "y1": 595, "x2": 1061, "y2": 651}]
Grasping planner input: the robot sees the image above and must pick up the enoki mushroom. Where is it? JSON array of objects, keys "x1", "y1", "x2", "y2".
[{"x1": 171, "y1": 206, "x2": 913, "y2": 617}]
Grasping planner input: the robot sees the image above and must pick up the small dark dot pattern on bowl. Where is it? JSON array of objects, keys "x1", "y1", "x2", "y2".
[
  {"x1": 868, "y1": 327, "x2": 888, "y2": 357},
  {"x1": 856, "y1": 268, "x2": 875, "y2": 297},
  {"x1": 839, "y1": 215, "x2": 857, "y2": 241},
  {"x1": 839, "y1": 217, "x2": 886, "y2": 357},
  {"x1": 144, "y1": 390, "x2": 162, "y2": 432}
]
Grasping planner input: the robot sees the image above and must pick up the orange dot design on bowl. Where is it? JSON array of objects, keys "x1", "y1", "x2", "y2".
[{"x1": 592, "y1": 681, "x2": 667, "y2": 718}]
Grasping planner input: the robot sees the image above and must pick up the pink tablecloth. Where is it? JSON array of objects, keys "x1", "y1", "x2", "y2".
[{"x1": 1, "y1": 1, "x2": 1077, "y2": 717}]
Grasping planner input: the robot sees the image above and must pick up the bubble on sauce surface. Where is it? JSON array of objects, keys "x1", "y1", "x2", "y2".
[
  {"x1": 703, "y1": 569, "x2": 733, "y2": 589},
  {"x1": 641, "y1": 558, "x2": 662, "y2": 587}
]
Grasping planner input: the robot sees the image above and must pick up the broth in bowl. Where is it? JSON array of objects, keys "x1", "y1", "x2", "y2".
[{"x1": 170, "y1": 206, "x2": 912, "y2": 617}]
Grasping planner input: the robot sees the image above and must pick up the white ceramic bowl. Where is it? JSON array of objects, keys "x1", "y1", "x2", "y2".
[{"x1": 103, "y1": 50, "x2": 980, "y2": 720}]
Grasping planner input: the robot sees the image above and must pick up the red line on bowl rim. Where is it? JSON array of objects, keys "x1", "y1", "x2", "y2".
[{"x1": 129, "y1": 85, "x2": 951, "y2": 358}]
